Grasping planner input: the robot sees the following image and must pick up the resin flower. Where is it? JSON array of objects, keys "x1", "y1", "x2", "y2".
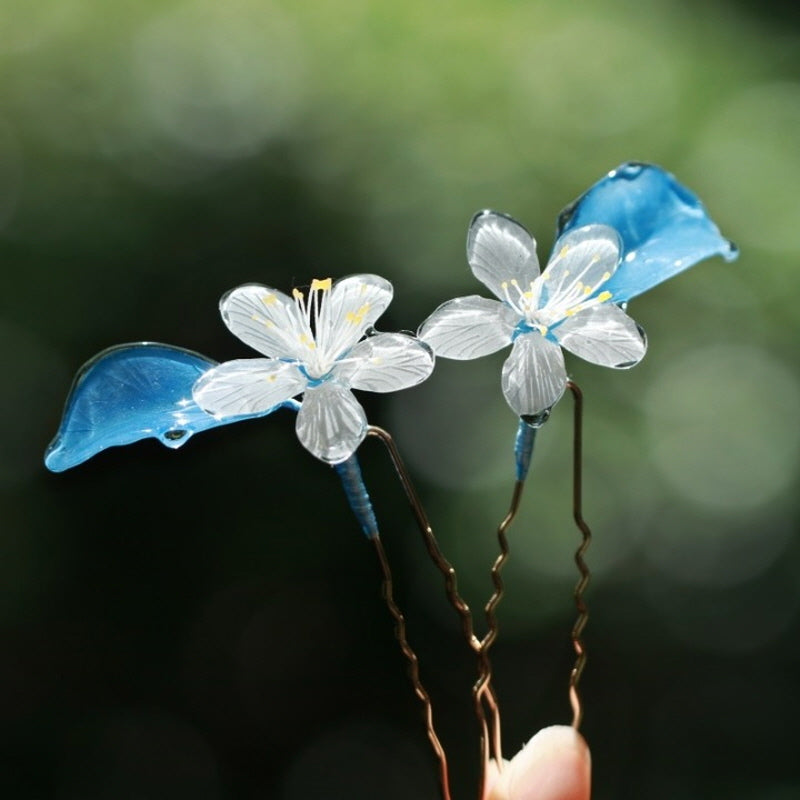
[
  {"x1": 419, "y1": 215, "x2": 646, "y2": 417},
  {"x1": 193, "y1": 274, "x2": 434, "y2": 463}
]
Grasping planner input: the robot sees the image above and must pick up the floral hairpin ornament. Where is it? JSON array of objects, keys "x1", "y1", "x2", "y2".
[
  {"x1": 45, "y1": 162, "x2": 736, "y2": 800},
  {"x1": 420, "y1": 219, "x2": 645, "y2": 418},
  {"x1": 420, "y1": 161, "x2": 737, "y2": 477}
]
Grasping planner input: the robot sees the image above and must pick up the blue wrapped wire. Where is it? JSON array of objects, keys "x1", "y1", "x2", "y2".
[{"x1": 335, "y1": 454, "x2": 379, "y2": 539}]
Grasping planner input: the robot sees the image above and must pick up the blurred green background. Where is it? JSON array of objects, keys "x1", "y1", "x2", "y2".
[{"x1": 2, "y1": 0, "x2": 799, "y2": 797}]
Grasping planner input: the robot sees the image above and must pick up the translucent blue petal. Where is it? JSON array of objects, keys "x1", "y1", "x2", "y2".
[
  {"x1": 556, "y1": 162, "x2": 738, "y2": 302},
  {"x1": 44, "y1": 343, "x2": 280, "y2": 472}
]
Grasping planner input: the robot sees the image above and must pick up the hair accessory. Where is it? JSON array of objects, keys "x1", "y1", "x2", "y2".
[
  {"x1": 193, "y1": 274, "x2": 433, "y2": 463},
  {"x1": 416, "y1": 163, "x2": 736, "y2": 793},
  {"x1": 44, "y1": 163, "x2": 737, "y2": 800}
]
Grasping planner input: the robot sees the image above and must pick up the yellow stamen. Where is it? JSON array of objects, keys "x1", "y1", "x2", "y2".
[
  {"x1": 292, "y1": 288, "x2": 304, "y2": 301},
  {"x1": 261, "y1": 293, "x2": 277, "y2": 306},
  {"x1": 583, "y1": 285, "x2": 592, "y2": 295},
  {"x1": 346, "y1": 302, "x2": 371, "y2": 325},
  {"x1": 299, "y1": 333, "x2": 316, "y2": 349},
  {"x1": 597, "y1": 291, "x2": 612, "y2": 303},
  {"x1": 602, "y1": 271, "x2": 611, "y2": 281},
  {"x1": 559, "y1": 245, "x2": 570, "y2": 258},
  {"x1": 310, "y1": 277, "x2": 332, "y2": 292}
]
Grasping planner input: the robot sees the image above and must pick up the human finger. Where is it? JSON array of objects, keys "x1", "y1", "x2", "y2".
[{"x1": 486, "y1": 725, "x2": 591, "y2": 800}]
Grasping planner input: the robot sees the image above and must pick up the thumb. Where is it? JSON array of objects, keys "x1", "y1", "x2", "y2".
[{"x1": 487, "y1": 725, "x2": 591, "y2": 800}]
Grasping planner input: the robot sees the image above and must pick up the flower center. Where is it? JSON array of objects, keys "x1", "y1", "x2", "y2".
[
  {"x1": 289, "y1": 277, "x2": 374, "y2": 380},
  {"x1": 290, "y1": 277, "x2": 334, "y2": 377},
  {"x1": 501, "y1": 265, "x2": 615, "y2": 340},
  {"x1": 501, "y1": 279, "x2": 549, "y2": 336}
]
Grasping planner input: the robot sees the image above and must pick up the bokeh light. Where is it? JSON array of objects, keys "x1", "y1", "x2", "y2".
[
  {"x1": 685, "y1": 81, "x2": 800, "y2": 257},
  {"x1": 644, "y1": 343, "x2": 800, "y2": 512},
  {"x1": 132, "y1": 0, "x2": 305, "y2": 160}
]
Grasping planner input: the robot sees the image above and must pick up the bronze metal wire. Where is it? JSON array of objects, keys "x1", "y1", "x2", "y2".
[
  {"x1": 472, "y1": 671, "x2": 504, "y2": 798},
  {"x1": 474, "y1": 478, "x2": 527, "y2": 776},
  {"x1": 364, "y1": 377, "x2": 592, "y2": 795},
  {"x1": 566, "y1": 380, "x2": 591, "y2": 731},
  {"x1": 366, "y1": 426, "x2": 498, "y2": 799},
  {"x1": 366, "y1": 426, "x2": 478, "y2": 650},
  {"x1": 371, "y1": 534, "x2": 451, "y2": 800},
  {"x1": 481, "y1": 479, "x2": 525, "y2": 654}
]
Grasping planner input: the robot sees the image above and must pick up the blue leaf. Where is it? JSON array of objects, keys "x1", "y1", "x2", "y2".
[
  {"x1": 556, "y1": 162, "x2": 738, "y2": 302},
  {"x1": 44, "y1": 342, "x2": 280, "y2": 472}
]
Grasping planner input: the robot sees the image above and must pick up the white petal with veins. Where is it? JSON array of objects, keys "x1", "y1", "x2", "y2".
[
  {"x1": 193, "y1": 358, "x2": 306, "y2": 416},
  {"x1": 467, "y1": 211, "x2": 540, "y2": 299},
  {"x1": 554, "y1": 304, "x2": 647, "y2": 368},
  {"x1": 337, "y1": 333, "x2": 434, "y2": 392},
  {"x1": 419, "y1": 296, "x2": 516, "y2": 359},
  {"x1": 539, "y1": 225, "x2": 621, "y2": 315},
  {"x1": 501, "y1": 334, "x2": 567, "y2": 416},
  {"x1": 220, "y1": 283, "x2": 308, "y2": 360},
  {"x1": 315, "y1": 274, "x2": 393, "y2": 361},
  {"x1": 295, "y1": 381, "x2": 368, "y2": 463}
]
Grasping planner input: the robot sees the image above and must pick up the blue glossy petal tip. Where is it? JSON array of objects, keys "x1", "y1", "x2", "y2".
[
  {"x1": 44, "y1": 342, "x2": 277, "y2": 472},
  {"x1": 556, "y1": 162, "x2": 737, "y2": 302}
]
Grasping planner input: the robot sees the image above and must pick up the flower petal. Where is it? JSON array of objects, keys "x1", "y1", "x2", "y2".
[
  {"x1": 193, "y1": 358, "x2": 306, "y2": 416},
  {"x1": 467, "y1": 211, "x2": 540, "y2": 299},
  {"x1": 553, "y1": 304, "x2": 647, "y2": 368},
  {"x1": 315, "y1": 274, "x2": 394, "y2": 359},
  {"x1": 335, "y1": 332, "x2": 434, "y2": 392},
  {"x1": 539, "y1": 225, "x2": 621, "y2": 313},
  {"x1": 219, "y1": 283, "x2": 309, "y2": 360},
  {"x1": 295, "y1": 382, "x2": 368, "y2": 464},
  {"x1": 418, "y1": 296, "x2": 516, "y2": 359},
  {"x1": 501, "y1": 334, "x2": 566, "y2": 417},
  {"x1": 556, "y1": 162, "x2": 738, "y2": 302}
]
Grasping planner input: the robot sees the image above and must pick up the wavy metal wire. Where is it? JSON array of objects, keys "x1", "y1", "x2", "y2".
[
  {"x1": 371, "y1": 535, "x2": 452, "y2": 800},
  {"x1": 367, "y1": 426, "x2": 478, "y2": 649},
  {"x1": 475, "y1": 478, "x2": 525, "y2": 773},
  {"x1": 478, "y1": 418, "x2": 546, "y2": 771},
  {"x1": 366, "y1": 426, "x2": 501, "y2": 800},
  {"x1": 365, "y1": 414, "x2": 591, "y2": 793},
  {"x1": 567, "y1": 381, "x2": 591, "y2": 731}
]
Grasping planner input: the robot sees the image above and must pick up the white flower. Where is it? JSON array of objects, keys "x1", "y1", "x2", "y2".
[
  {"x1": 193, "y1": 274, "x2": 434, "y2": 463},
  {"x1": 419, "y1": 212, "x2": 647, "y2": 417}
]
